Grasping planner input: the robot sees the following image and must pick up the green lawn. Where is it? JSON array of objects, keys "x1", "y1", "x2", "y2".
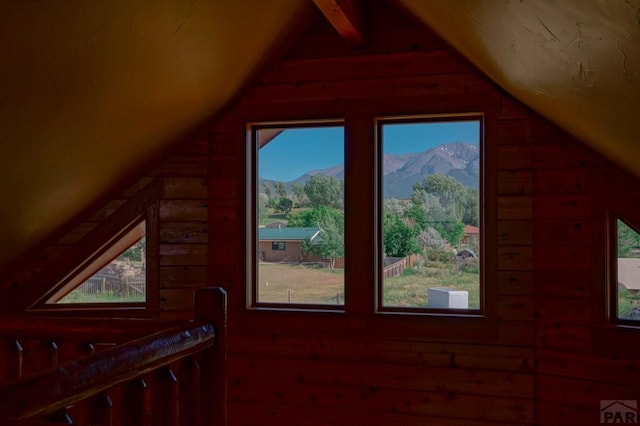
[
  {"x1": 257, "y1": 260, "x2": 480, "y2": 309},
  {"x1": 384, "y1": 264, "x2": 480, "y2": 309},
  {"x1": 58, "y1": 292, "x2": 145, "y2": 304},
  {"x1": 618, "y1": 290, "x2": 640, "y2": 320}
]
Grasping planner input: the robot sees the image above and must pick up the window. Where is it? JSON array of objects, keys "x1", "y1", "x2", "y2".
[
  {"x1": 272, "y1": 242, "x2": 286, "y2": 251},
  {"x1": 378, "y1": 116, "x2": 482, "y2": 313},
  {"x1": 250, "y1": 122, "x2": 345, "y2": 307},
  {"x1": 612, "y1": 217, "x2": 640, "y2": 323},
  {"x1": 46, "y1": 221, "x2": 147, "y2": 304},
  {"x1": 248, "y1": 115, "x2": 484, "y2": 316}
]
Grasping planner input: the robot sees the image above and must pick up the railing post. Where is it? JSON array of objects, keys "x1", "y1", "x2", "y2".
[{"x1": 195, "y1": 287, "x2": 227, "y2": 426}]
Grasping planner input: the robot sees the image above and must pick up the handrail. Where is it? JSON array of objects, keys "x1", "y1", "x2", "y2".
[{"x1": 0, "y1": 321, "x2": 215, "y2": 421}]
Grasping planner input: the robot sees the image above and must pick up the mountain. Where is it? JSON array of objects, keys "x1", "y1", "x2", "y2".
[
  {"x1": 383, "y1": 142, "x2": 479, "y2": 198},
  {"x1": 259, "y1": 142, "x2": 479, "y2": 199}
]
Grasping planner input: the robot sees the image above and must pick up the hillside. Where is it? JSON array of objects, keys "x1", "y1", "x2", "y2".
[{"x1": 260, "y1": 142, "x2": 479, "y2": 199}]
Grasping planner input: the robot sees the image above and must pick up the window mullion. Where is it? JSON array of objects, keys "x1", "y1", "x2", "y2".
[{"x1": 344, "y1": 114, "x2": 377, "y2": 315}]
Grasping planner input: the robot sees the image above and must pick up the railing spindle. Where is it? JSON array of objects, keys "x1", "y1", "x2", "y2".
[
  {"x1": 154, "y1": 365, "x2": 179, "y2": 426},
  {"x1": 49, "y1": 407, "x2": 73, "y2": 424},
  {"x1": 49, "y1": 341, "x2": 59, "y2": 368},
  {"x1": 167, "y1": 366, "x2": 179, "y2": 426},
  {"x1": 122, "y1": 377, "x2": 149, "y2": 426},
  {"x1": 179, "y1": 356, "x2": 201, "y2": 426},
  {"x1": 14, "y1": 340, "x2": 23, "y2": 380}
]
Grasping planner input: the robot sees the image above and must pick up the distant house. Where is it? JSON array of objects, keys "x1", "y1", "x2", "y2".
[
  {"x1": 258, "y1": 227, "x2": 321, "y2": 262},
  {"x1": 461, "y1": 224, "x2": 479, "y2": 246},
  {"x1": 617, "y1": 258, "x2": 640, "y2": 295}
]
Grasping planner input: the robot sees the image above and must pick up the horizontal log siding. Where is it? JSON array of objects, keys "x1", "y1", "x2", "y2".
[
  {"x1": 210, "y1": 3, "x2": 640, "y2": 424},
  {"x1": 0, "y1": 136, "x2": 209, "y2": 319},
  {"x1": 0, "y1": 1, "x2": 638, "y2": 425},
  {"x1": 211, "y1": 4, "x2": 539, "y2": 425},
  {"x1": 530, "y1": 118, "x2": 640, "y2": 423}
]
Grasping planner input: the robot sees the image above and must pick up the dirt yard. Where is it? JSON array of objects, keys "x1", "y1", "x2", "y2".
[{"x1": 257, "y1": 262, "x2": 344, "y2": 305}]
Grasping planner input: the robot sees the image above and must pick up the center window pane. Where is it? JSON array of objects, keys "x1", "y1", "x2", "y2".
[
  {"x1": 380, "y1": 118, "x2": 481, "y2": 310},
  {"x1": 256, "y1": 125, "x2": 345, "y2": 306}
]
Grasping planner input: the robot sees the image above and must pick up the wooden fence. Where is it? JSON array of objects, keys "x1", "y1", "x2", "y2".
[{"x1": 382, "y1": 254, "x2": 418, "y2": 279}]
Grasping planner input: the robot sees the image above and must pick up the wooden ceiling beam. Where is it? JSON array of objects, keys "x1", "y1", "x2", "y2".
[{"x1": 312, "y1": 0, "x2": 367, "y2": 47}]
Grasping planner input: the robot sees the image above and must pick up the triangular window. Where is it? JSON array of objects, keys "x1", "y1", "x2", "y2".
[{"x1": 46, "y1": 221, "x2": 146, "y2": 304}]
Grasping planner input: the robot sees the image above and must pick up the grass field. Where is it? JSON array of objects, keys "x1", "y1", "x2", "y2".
[
  {"x1": 257, "y1": 261, "x2": 479, "y2": 308},
  {"x1": 618, "y1": 290, "x2": 640, "y2": 320},
  {"x1": 258, "y1": 263, "x2": 344, "y2": 305},
  {"x1": 58, "y1": 292, "x2": 145, "y2": 304},
  {"x1": 384, "y1": 266, "x2": 480, "y2": 309}
]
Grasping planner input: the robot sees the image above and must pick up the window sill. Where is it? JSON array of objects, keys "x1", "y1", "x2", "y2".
[{"x1": 235, "y1": 308, "x2": 499, "y2": 343}]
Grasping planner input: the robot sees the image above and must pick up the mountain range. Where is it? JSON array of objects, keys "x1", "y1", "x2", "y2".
[{"x1": 260, "y1": 142, "x2": 479, "y2": 199}]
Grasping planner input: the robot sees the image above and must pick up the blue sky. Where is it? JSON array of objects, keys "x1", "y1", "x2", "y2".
[{"x1": 258, "y1": 120, "x2": 480, "y2": 182}]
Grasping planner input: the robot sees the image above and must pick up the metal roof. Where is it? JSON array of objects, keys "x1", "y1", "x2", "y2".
[{"x1": 258, "y1": 227, "x2": 321, "y2": 242}]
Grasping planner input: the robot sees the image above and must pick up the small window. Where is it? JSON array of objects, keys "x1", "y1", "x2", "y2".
[
  {"x1": 378, "y1": 116, "x2": 482, "y2": 313},
  {"x1": 250, "y1": 122, "x2": 345, "y2": 307},
  {"x1": 613, "y1": 218, "x2": 640, "y2": 323},
  {"x1": 47, "y1": 221, "x2": 147, "y2": 304},
  {"x1": 272, "y1": 242, "x2": 286, "y2": 251}
]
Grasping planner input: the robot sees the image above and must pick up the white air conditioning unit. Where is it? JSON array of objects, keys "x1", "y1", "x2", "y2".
[{"x1": 427, "y1": 287, "x2": 469, "y2": 309}]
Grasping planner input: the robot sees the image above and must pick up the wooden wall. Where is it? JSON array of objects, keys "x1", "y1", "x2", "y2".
[{"x1": 2, "y1": 1, "x2": 639, "y2": 425}]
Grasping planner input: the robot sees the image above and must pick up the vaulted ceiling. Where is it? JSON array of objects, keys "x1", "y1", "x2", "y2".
[{"x1": 1, "y1": 0, "x2": 639, "y2": 267}]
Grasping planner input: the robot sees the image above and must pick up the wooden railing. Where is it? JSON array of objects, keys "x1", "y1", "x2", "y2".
[{"x1": 0, "y1": 287, "x2": 226, "y2": 425}]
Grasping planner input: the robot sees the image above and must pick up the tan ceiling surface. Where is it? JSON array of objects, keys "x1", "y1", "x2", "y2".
[
  {"x1": 0, "y1": 0, "x2": 308, "y2": 266},
  {"x1": 400, "y1": 0, "x2": 640, "y2": 173},
  {"x1": 1, "y1": 0, "x2": 639, "y2": 268}
]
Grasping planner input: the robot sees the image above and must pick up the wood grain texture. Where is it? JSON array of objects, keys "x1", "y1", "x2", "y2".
[
  {"x1": 0, "y1": 322, "x2": 214, "y2": 421},
  {"x1": 2, "y1": 0, "x2": 640, "y2": 424}
]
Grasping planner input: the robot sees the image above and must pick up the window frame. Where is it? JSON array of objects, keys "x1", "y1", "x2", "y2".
[
  {"x1": 46, "y1": 219, "x2": 148, "y2": 305},
  {"x1": 375, "y1": 113, "x2": 485, "y2": 315},
  {"x1": 609, "y1": 214, "x2": 640, "y2": 327},
  {"x1": 241, "y1": 107, "x2": 499, "y2": 341},
  {"x1": 29, "y1": 179, "x2": 161, "y2": 315},
  {"x1": 247, "y1": 119, "x2": 346, "y2": 311}
]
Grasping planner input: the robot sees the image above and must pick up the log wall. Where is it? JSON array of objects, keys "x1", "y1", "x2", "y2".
[{"x1": 1, "y1": 1, "x2": 639, "y2": 425}]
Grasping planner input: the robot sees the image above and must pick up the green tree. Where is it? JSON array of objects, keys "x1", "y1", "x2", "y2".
[
  {"x1": 302, "y1": 220, "x2": 344, "y2": 268},
  {"x1": 291, "y1": 206, "x2": 345, "y2": 267},
  {"x1": 404, "y1": 203, "x2": 427, "y2": 232},
  {"x1": 262, "y1": 182, "x2": 273, "y2": 199},
  {"x1": 618, "y1": 219, "x2": 640, "y2": 257},
  {"x1": 426, "y1": 209, "x2": 464, "y2": 246},
  {"x1": 288, "y1": 205, "x2": 344, "y2": 229},
  {"x1": 414, "y1": 173, "x2": 466, "y2": 221},
  {"x1": 262, "y1": 182, "x2": 277, "y2": 208},
  {"x1": 257, "y1": 194, "x2": 268, "y2": 224},
  {"x1": 274, "y1": 182, "x2": 287, "y2": 199},
  {"x1": 291, "y1": 183, "x2": 308, "y2": 207},
  {"x1": 461, "y1": 187, "x2": 479, "y2": 226},
  {"x1": 384, "y1": 198, "x2": 410, "y2": 215},
  {"x1": 304, "y1": 175, "x2": 342, "y2": 208},
  {"x1": 275, "y1": 197, "x2": 293, "y2": 214},
  {"x1": 120, "y1": 237, "x2": 145, "y2": 264},
  {"x1": 383, "y1": 213, "x2": 421, "y2": 257}
]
